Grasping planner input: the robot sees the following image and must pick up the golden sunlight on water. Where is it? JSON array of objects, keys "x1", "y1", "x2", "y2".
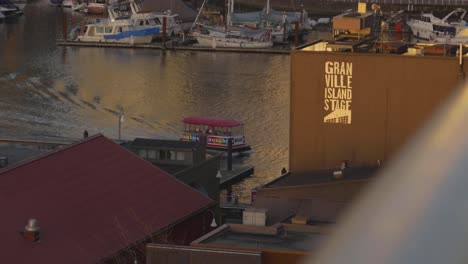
[{"x1": 0, "y1": 1, "x2": 291, "y2": 201}]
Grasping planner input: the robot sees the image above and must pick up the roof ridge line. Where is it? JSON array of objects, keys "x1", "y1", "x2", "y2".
[{"x1": 0, "y1": 134, "x2": 105, "y2": 175}]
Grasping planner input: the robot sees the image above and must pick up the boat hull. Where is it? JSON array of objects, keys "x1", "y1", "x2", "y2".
[
  {"x1": 271, "y1": 31, "x2": 287, "y2": 43},
  {"x1": 77, "y1": 35, "x2": 153, "y2": 44},
  {"x1": 407, "y1": 22, "x2": 433, "y2": 40},
  {"x1": 62, "y1": 0, "x2": 72, "y2": 7},
  {"x1": 196, "y1": 34, "x2": 273, "y2": 48},
  {"x1": 77, "y1": 27, "x2": 158, "y2": 44},
  {"x1": 434, "y1": 36, "x2": 468, "y2": 44},
  {"x1": 0, "y1": 7, "x2": 22, "y2": 17},
  {"x1": 407, "y1": 19, "x2": 457, "y2": 41},
  {"x1": 49, "y1": 0, "x2": 64, "y2": 6}
]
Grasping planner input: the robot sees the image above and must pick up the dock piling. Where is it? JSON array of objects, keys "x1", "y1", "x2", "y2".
[
  {"x1": 227, "y1": 138, "x2": 233, "y2": 171},
  {"x1": 283, "y1": 22, "x2": 287, "y2": 43},
  {"x1": 62, "y1": 12, "x2": 67, "y2": 42},
  {"x1": 162, "y1": 16, "x2": 167, "y2": 48},
  {"x1": 294, "y1": 21, "x2": 299, "y2": 47},
  {"x1": 226, "y1": 185, "x2": 232, "y2": 203}
]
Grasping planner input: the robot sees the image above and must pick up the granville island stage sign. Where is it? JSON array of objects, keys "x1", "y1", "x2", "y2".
[{"x1": 323, "y1": 61, "x2": 353, "y2": 124}]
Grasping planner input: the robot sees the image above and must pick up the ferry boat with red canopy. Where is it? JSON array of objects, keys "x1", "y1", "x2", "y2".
[{"x1": 181, "y1": 116, "x2": 252, "y2": 152}]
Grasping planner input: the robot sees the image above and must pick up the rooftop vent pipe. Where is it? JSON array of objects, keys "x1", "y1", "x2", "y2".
[
  {"x1": 340, "y1": 160, "x2": 349, "y2": 170},
  {"x1": 22, "y1": 219, "x2": 40, "y2": 242},
  {"x1": 334, "y1": 160, "x2": 348, "y2": 179}
]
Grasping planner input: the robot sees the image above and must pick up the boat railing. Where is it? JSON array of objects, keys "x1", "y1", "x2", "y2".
[
  {"x1": 207, "y1": 135, "x2": 244, "y2": 146},
  {"x1": 182, "y1": 132, "x2": 244, "y2": 146}
]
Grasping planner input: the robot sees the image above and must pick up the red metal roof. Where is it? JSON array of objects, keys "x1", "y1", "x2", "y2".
[
  {"x1": 0, "y1": 134, "x2": 213, "y2": 264},
  {"x1": 182, "y1": 116, "x2": 243, "y2": 127}
]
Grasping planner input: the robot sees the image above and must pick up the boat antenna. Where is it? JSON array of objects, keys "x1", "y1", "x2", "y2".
[
  {"x1": 108, "y1": 5, "x2": 117, "y2": 21},
  {"x1": 226, "y1": 0, "x2": 233, "y2": 28},
  {"x1": 190, "y1": 0, "x2": 208, "y2": 32}
]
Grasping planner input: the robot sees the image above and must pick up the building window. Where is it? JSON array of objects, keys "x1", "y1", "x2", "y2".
[
  {"x1": 176, "y1": 152, "x2": 185, "y2": 161},
  {"x1": 138, "y1": 149, "x2": 147, "y2": 158},
  {"x1": 169, "y1": 151, "x2": 177, "y2": 160},
  {"x1": 159, "y1": 150, "x2": 166, "y2": 160},
  {"x1": 148, "y1": 150, "x2": 157, "y2": 159}
]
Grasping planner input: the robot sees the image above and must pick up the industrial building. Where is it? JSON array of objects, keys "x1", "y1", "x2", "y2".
[
  {"x1": 0, "y1": 135, "x2": 217, "y2": 264},
  {"x1": 290, "y1": 44, "x2": 466, "y2": 172},
  {"x1": 252, "y1": 165, "x2": 378, "y2": 224},
  {"x1": 146, "y1": 223, "x2": 327, "y2": 264}
]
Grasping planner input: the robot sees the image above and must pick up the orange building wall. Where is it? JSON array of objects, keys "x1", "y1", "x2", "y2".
[{"x1": 290, "y1": 51, "x2": 465, "y2": 172}]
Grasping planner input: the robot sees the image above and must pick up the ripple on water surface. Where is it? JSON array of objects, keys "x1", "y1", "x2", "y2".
[{"x1": 0, "y1": 3, "x2": 290, "y2": 202}]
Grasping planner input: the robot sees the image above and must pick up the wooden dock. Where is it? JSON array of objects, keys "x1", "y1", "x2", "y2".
[
  {"x1": 219, "y1": 165, "x2": 254, "y2": 189},
  {"x1": 56, "y1": 40, "x2": 291, "y2": 55}
]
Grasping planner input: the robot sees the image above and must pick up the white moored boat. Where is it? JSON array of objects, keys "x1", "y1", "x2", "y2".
[
  {"x1": 128, "y1": 1, "x2": 182, "y2": 38},
  {"x1": 77, "y1": 9, "x2": 160, "y2": 44},
  {"x1": 0, "y1": 0, "x2": 22, "y2": 16},
  {"x1": 62, "y1": 0, "x2": 72, "y2": 7},
  {"x1": 192, "y1": 0, "x2": 273, "y2": 48},
  {"x1": 407, "y1": 8, "x2": 467, "y2": 41},
  {"x1": 195, "y1": 31, "x2": 273, "y2": 48},
  {"x1": 433, "y1": 27, "x2": 468, "y2": 44}
]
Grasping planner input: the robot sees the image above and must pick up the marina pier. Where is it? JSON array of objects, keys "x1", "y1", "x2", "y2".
[{"x1": 55, "y1": 39, "x2": 292, "y2": 54}]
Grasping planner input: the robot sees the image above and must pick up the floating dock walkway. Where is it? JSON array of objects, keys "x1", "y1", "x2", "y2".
[
  {"x1": 219, "y1": 165, "x2": 254, "y2": 189},
  {"x1": 56, "y1": 40, "x2": 291, "y2": 55}
]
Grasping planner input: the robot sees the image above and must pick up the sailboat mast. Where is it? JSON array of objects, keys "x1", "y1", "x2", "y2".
[
  {"x1": 190, "y1": 0, "x2": 208, "y2": 31},
  {"x1": 226, "y1": 0, "x2": 233, "y2": 27}
]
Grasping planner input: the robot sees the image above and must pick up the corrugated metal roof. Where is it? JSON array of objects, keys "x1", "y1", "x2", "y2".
[
  {"x1": 0, "y1": 134, "x2": 213, "y2": 264},
  {"x1": 264, "y1": 166, "x2": 379, "y2": 188}
]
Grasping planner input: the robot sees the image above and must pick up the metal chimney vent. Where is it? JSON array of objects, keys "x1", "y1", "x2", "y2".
[
  {"x1": 340, "y1": 160, "x2": 349, "y2": 170},
  {"x1": 25, "y1": 219, "x2": 40, "y2": 232},
  {"x1": 22, "y1": 219, "x2": 40, "y2": 242}
]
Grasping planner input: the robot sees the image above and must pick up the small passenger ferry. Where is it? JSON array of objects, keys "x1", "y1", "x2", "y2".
[{"x1": 181, "y1": 116, "x2": 252, "y2": 153}]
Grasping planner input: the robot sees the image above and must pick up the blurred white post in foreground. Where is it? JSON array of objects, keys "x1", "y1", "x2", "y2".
[{"x1": 306, "y1": 83, "x2": 468, "y2": 264}]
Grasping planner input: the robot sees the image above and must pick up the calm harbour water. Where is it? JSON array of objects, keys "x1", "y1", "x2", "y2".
[{"x1": 0, "y1": 0, "x2": 305, "y2": 202}]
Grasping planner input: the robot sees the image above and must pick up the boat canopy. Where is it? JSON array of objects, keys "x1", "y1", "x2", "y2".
[{"x1": 183, "y1": 116, "x2": 243, "y2": 127}]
